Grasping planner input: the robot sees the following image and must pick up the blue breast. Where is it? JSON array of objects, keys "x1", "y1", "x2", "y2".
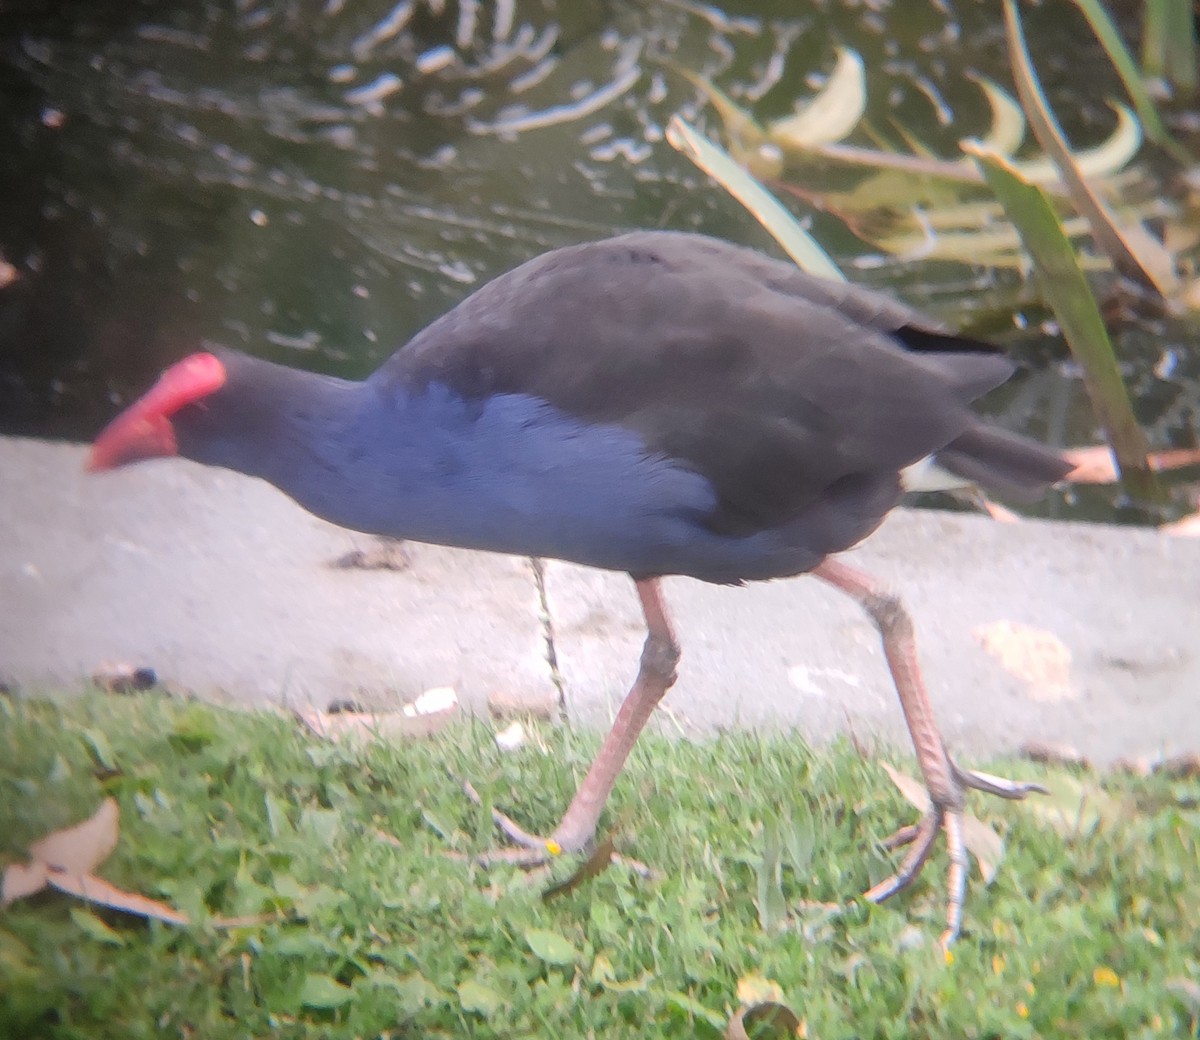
[{"x1": 282, "y1": 383, "x2": 825, "y2": 583}]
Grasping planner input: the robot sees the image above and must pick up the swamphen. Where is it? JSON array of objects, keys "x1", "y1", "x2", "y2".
[{"x1": 89, "y1": 231, "x2": 1070, "y2": 945}]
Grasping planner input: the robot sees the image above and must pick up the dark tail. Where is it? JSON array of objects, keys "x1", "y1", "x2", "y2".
[{"x1": 934, "y1": 423, "x2": 1072, "y2": 502}]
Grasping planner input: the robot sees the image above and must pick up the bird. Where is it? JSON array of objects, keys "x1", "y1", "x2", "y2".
[{"x1": 88, "y1": 230, "x2": 1071, "y2": 945}]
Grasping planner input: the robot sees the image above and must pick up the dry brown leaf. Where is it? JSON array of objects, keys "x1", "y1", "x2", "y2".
[
  {"x1": 1162, "y1": 511, "x2": 1200, "y2": 537},
  {"x1": 487, "y1": 688, "x2": 557, "y2": 720},
  {"x1": 960, "y1": 813, "x2": 1004, "y2": 885},
  {"x1": 2, "y1": 798, "x2": 191, "y2": 927},
  {"x1": 881, "y1": 762, "x2": 932, "y2": 813},
  {"x1": 295, "y1": 687, "x2": 458, "y2": 744},
  {"x1": 1156, "y1": 753, "x2": 1200, "y2": 779},
  {"x1": 726, "y1": 1001, "x2": 803, "y2": 1040},
  {"x1": 46, "y1": 869, "x2": 189, "y2": 925},
  {"x1": 1, "y1": 861, "x2": 49, "y2": 906},
  {"x1": 1063, "y1": 444, "x2": 1200, "y2": 484},
  {"x1": 328, "y1": 538, "x2": 410, "y2": 571},
  {"x1": 29, "y1": 797, "x2": 119, "y2": 874},
  {"x1": 973, "y1": 620, "x2": 1074, "y2": 701},
  {"x1": 1020, "y1": 741, "x2": 1090, "y2": 769},
  {"x1": 880, "y1": 764, "x2": 1005, "y2": 881},
  {"x1": 1115, "y1": 751, "x2": 1200, "y2": 778}
]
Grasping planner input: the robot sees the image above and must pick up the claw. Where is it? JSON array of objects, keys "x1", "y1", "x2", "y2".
[
  {"x1": 955, "y1": 764, "x2": 1050, "y2": 800},
  {"x1": 864, "y1": 809, "x2": 940, "y2": 904},
  {"x1": 866, "y1": 762, "x2": 1046, "y2": 946},
  {"x1": 460, "y1": 778, "x2": 567, "y2": 861}
]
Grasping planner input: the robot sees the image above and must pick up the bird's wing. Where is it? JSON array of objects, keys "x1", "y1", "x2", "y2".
[{"x1": 381, "y1": 232, "x2": 1013, "y2": 534}]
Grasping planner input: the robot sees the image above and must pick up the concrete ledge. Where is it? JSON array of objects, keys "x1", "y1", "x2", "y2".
[{"x1": 2, "y1": 436, "x2": 1197, "y2": 766}]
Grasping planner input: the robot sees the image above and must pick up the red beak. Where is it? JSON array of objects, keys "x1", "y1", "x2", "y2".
[
  {"x1": 86, "y1": 411, "x2": 178, "y2": 471},
  {"x1": 86, "y1": 352, "x2": 227, "y2": 472}
]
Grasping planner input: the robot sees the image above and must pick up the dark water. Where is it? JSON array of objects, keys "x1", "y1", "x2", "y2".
[{"x1": 1, "y1": 0, "x2": 1197, "y2": 523}]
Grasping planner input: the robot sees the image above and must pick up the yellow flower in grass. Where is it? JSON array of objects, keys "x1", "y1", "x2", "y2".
[{"x1": 1093, "y1": 966, "x2": 1120, "y2": 988}]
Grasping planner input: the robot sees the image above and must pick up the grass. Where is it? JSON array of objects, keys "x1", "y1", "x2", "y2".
[{"x1": 0, "y1": 692, "x2": 1196, "y2": 1039}]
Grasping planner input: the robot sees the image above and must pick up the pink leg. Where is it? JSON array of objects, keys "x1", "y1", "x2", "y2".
[
  {"x1": 476, "y1": 577, "x2": 679, "y2": 863},
  {"x1": 813, "y1": 558, "x2": 1046, "y2": 946}
]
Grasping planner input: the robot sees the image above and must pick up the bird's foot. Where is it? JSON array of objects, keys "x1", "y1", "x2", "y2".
[
  {"x1": 458, "y1": 779, "x2": 592, "y2": 866},
  {"x1": 864, "y1": 762, "x2": 1048, "y2": 948}
]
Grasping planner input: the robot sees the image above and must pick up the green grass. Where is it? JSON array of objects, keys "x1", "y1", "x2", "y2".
[{"x1": 0, "y1": 693, "x2": 1196, "y2": 1039}]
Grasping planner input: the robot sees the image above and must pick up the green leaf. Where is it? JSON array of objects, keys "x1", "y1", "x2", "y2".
[
  {"x1": 299, "y1": 807, "x2": 340, "y2": 844},
  {"x1": 524, "y1": 927, "x2": 577, "y2": 966},
  {"x1": 169, "y1": 703, "x2": 218, "y2": 752},
  {"x1": 264, "y1": 792, "x2": 292, "y2": 837},
  {"x1": 664, "y1": 990, "x2": 726, "y2": 1030},
  {"x1": 756, "y1": 817, "x2": 787, "y2": 932},
  {"x1": 391, "y1": 972, "x2": 447, "y2": 1012},
  {"x1": 299, "y1": 972, "x2": 353, "y2": 1009},
  {"x1": 783, "y1": 802, "x2": 815, "y2": 875},
  {"x1": 665, "y1": 116, "x2": 845, "y2": 283},
  {"x1": 965, "y1": 142, "x2": 1161, "y2": 502},
  {"x1": 79, "y1": 730, "x2": 117, "y2": 772},
  {"x1": 1001, "y1": 0, "x2": 1179, "y2": 300},
  {"x1": 69, "y1": 908, "x2": 126, "y2": 946},
  {"x1": 457, "y1": 978, "x2": 503, "y2": 1016},
  {"x1": 1072, "y1": 0, "x2": 1185, "y2": 157}
]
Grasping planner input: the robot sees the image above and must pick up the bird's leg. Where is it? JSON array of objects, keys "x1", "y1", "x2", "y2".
[
  {"x1": 812, "y1": 558, "x2": 1046, "y2": 946},
  {"x1": 475, "y1": 577, "x2": 679, "y2": 864}
]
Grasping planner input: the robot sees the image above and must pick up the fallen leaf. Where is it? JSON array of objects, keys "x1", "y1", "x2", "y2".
[
  {"x1": 736, "y1": 973, "x2": 787, "y2": 1007},
  {"x1": 1062, "y1": 444, "x2": 1200, "y2": 484},
  {"x1": 457, "y1": 978, "x2": 503, "y2": 1016},
  {"x1": 29, "y1": 798, "x2": 119, "y2": 874},
  {"x1": 1162, "y1": 510, "x2": 1200, "y2": 537},
  {"x1": 372, "y1": 827, "x2": 406, "y2": 849},
  {"x1": 487, "y1": 688, "x2": 557, "y2": 720},
  {"x1": 880, "y1": 764, "x2": 1006, "y2": 881},
  {"x1": 1020, "y1": 741, "x2": 1090, "y2": 769},
  {"x1": 328, "y1": 537, "x2": 410, "y2": 570},
  {"x1": 46, "y1": 870, "x2": 190, "y2": 925},
  {"x1": 880, "y1": 762, "x2": 930, "y2": 813},
  {"x1": 300, "y1": 972, "x2": 354, "y2": 1009},
  {"x1": 726, "y1": 999, "x2": 803, "y2": 1040},
  {"x1": 2, "y1": 798, "x2": 191, "y2": 926},
  {"x1": 590, "y1": 953, "x2": 652, "y2": 993},
  {"x1": 973, "y1": 621, "x2": 1074, "y2": 701},
  {"x1": 294, "y1": 687, "x2": 458, "y2": 744},
  {"x1": 1156, "y1": 753, "x2": 1200, "y2": 779},
  {"x1": 524, "y1": 927, "x2": 578, "y2": 966},
  {"x1": 960, "y1": 813, "x2": 1004, "y2": 885},
  {"x1": 91, "y1": 663, "x2": 158, "y2": 694},
  {"x1": 1, "y1": 862, "x2": 48, "y2": 906},
  {"x1": 1114, "y1": 751, "x2": 1200, "y2": 778}
]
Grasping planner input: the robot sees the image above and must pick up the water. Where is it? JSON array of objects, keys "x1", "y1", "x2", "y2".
[{"x1": 1, "y1": 0, "x2": 1196, "y2": 523}]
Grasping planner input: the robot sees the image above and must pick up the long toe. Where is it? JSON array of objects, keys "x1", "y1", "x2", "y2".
[{"x1": 866, "y1": 762, "x2": 1046, "y2": 947}]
